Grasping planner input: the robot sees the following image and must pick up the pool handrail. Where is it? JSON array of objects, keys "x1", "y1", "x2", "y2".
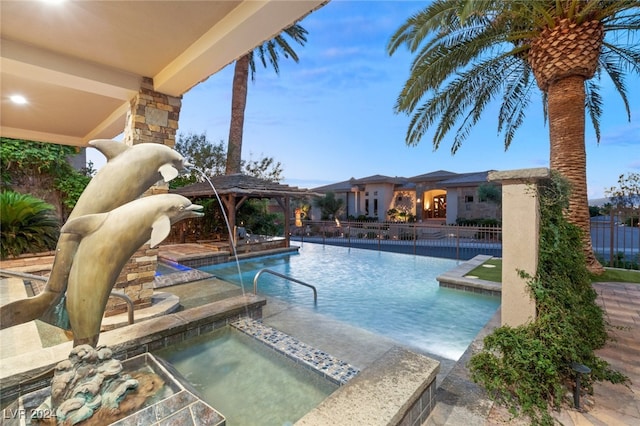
[
  {"x1": 0, "y1": 268, "x2": 135, "y2": 325},
  {"x1": 252, "y1": 268, "x2": 317, "y2": 305}
]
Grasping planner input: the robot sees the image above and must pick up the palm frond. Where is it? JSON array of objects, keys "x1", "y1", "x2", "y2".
[
  {"x1": 390, "y1": 0, "x2": 639, "y2": 151},
  {"x1": 498, "y1": 61, "x2": 536, "y2": 150},
  {"x1": 598, "y1": 46, "x2": 633, "y2": 121},
  {"x1": 247, "y1": 23, "x2": 307, "y2": 81},
  {"x1": 584, "y1": 79, "x2": 603, "y2": 142}
]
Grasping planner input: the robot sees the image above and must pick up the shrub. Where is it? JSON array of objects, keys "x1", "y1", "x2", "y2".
[{"x1": 0, "y1": 191, "x2": 60, "y2": 259}]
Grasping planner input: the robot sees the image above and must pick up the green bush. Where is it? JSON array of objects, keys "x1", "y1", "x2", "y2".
[
  {"x1": 0, "y1": 191, "x2": 60, "y2": 259},
  {"x1": 468, "y1": 174, "x2": 627, "y2": 425}
]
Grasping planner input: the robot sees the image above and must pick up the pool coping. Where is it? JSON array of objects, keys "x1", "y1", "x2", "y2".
[{"x1": 437, "y1": 254, "x2": 501, "y2": 296}]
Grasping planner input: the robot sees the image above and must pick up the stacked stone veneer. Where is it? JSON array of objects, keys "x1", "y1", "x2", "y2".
[
  {"x1": 105, "y1": 245, "x2": 158, "y2": 315},
  {"x1": 123, "y1": 77, "x2": 181, "y2": 148},
  {"x1": 105, "y1": 77, "x2": 181, "y2": 315}
]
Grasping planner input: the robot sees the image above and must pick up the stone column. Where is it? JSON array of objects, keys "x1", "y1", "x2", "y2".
[
  {"x1": 488, "y1": 168, "x2": 549, "y2": 327},
  {"x1": 105, "y1": 77, "x2": 182, "y2": 315}
]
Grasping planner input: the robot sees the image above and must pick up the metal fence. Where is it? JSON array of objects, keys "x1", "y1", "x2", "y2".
[
  {"x1": 591, "y1": 209, "x2": 640, "y2": 269},
  {"x1": 289, "y1": 220, "x2": 502, "y2": 261},
  {"x1": 290, "y1": 214, "x2": 640, "y2": 269}
]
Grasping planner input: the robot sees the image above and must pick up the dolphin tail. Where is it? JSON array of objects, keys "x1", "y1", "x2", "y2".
[{"x1": 0, "y1": 290, "x2": 62, "y2": 329}]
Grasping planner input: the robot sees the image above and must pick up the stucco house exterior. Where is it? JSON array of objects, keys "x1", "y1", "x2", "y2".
[{"x1": 312, "y1": 170, "x2": 501, "y2": 224}]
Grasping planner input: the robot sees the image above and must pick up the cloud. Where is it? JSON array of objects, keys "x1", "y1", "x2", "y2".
[
  {"x1": 599, "y1": 122, "x2": 640, "y2": 146},
  {"x1": 626, "y1": 159, "x2": 640, "y2": 170},
  {"x1": 320, "y1": 46, "x2": 363, "y2": 59}
]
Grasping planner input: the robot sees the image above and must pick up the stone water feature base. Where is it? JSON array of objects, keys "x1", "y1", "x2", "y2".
[{"x1": 2, "y1": 353, "x2": 225, "y2": 426}]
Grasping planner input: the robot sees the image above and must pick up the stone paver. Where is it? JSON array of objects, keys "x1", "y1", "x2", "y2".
[{"x1": 486, "y1": 281, "x2": 640, "y2": 426}]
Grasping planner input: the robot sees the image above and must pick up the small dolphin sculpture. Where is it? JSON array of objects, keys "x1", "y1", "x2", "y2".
[
  {"x1": 0, "y1": 140, "x2": 189, "y2": 329},
  {"x1": 61, "y1": 194, "x2": 203, "y2": 347}
]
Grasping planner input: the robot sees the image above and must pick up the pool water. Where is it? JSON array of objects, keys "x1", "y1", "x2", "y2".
[
  {"x1": 201, "y1": 243, "x2": 500, "y2": 360},
  {"x1": 155, "y1": 327, "x2": 337, "y2": 426}
]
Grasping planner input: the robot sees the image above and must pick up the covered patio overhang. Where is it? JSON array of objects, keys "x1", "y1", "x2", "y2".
[
  {"x1": 0, "y1": 0, "x2": 327, "y2": 146},
  {"x1": 172, "y1": 174, "x2": 322, "y2": 251}
]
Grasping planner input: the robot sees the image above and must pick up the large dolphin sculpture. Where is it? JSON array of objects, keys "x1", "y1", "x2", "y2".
[
  {"x1": 61, "y1": 194, "x2": 203, "y2": 347},
  {"x1": 0, "y1": 140, "x2": 189, "y2": 329}
]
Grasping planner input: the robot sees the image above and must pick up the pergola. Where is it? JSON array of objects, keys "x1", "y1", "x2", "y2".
[{"x1": 172, "y1": 174, "x2": 321, "y2": 250}]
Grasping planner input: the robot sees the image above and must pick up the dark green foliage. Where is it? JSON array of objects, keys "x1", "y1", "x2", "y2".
[
  {"x1": 588, "y1": 205, "x2": 601, "y2": 217},
  {"x1": 469, "y1": 174, "x2": 627, "y2": 425},
  {"x1": 171, "y1": 132, "x2": 283, "y2": 188},
  {"x1": 0, "y1": 138, "x2": 93, "y2": 217},
  {"x1": 314, "y1": 192, "x2": 345, "y2": 220},
  {"x1": 1, "y1": 191, "x2": 60, "y2": 259},
  {"x1": 598, "y1": 252, "x2": 640, "y2": 271},
  {"x1": 237, "y1": 199, "x2": 283, "y2": 236},
  {"x1": 478, "y1": 183, "x2": 502, "y2": 205}
]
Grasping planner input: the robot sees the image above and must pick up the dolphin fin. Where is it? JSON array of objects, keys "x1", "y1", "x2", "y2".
[
  {"x1": 159, "y1": 164, "x2": 179, "y2": 182},
  {"x1": 61, "y1": 213, "x2": 108, "y2": 236},
  {"x1": 149, "y1": 216, "x2": 171, "y2": 248},
  {"x1": 89, "y1": 139, "x2": 129, "y2": 161}
]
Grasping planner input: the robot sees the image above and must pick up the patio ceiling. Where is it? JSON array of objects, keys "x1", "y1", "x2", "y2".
[{"x1": 0, "y1": 0, "x2": 326, "y2": 147}]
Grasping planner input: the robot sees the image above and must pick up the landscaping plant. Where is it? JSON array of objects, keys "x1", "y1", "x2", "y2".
[
  {"x1": 0, "y1": 191, "x2": 60, "y2": 259},
  {"x1": 468, "y1": 174, "x2": 627, "y2": 425}
]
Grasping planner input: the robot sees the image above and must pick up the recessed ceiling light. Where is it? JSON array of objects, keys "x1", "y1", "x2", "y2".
[{"x1": 10, "y1": 95, "x2": 28, "y2": 104}]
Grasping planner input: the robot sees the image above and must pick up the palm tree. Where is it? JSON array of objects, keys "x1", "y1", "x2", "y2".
[
  {"x1": 387, "y1": 0, "x2": 640, "y2": 273},
  {"x1": 225, "y1": 24, "x2": 308, "y2": 175}
]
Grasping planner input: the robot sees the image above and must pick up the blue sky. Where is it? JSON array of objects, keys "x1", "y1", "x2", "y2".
[{"x1": 93, "y1": 0, "x2": 640, "y2": 199}]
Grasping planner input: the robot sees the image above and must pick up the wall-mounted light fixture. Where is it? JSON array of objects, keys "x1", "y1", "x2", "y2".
[{"x1": 10, "y1": 95, "x2": 27, "y2": 104}]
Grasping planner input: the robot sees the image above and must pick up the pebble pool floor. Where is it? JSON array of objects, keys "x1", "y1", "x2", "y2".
[{"x1": 231, "y1": 318, "x2": 360, "y2": 385}]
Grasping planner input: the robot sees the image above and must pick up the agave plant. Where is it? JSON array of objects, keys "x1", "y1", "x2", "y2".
[{"x1": 0, "y1": 191, "x2": 60, "y2": 259}]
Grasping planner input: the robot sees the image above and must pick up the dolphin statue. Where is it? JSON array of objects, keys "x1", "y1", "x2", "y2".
[
  {"x1": 60, "y1": 194, "x2": 203, "y2": 347},
  {"x1": 0, "y1": 140, "x2": 190, "y2": 329}
]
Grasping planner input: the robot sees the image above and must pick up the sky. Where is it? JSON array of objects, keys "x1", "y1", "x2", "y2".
[{"x1": 90, "y1": 0, "x2": 639, "y2": 199}]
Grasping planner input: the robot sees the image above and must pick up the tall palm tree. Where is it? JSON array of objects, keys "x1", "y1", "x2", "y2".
[
  {"x1": 387, "y1": 0, "x2": 640, "y2": 273},
  {"x1": 225, "y1": 24, "x2": 308, "y2": 175}
]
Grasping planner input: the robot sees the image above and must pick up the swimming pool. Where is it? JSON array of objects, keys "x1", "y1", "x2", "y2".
[
  {"x1": 201, "y1": 243, "x2": 500, "y2": 360},
  {"x1": 155, "y1": 326, "x2": 337, "y2": 425}
]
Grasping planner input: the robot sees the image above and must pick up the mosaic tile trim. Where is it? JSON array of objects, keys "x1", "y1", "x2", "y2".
[{"x1": 231, "y1": 318, "x2": 360, "y2": 385}]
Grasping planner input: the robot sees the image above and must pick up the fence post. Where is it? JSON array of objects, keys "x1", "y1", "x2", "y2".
[
  {"x1": 322, "y1": 222, "x2": 326, "y2": 245},
  {"x1": 609, "y1": 209, "x2": 615, "y2": 267},
  {"x1": 456, "y1": 226, "x2": 460, "y2": 260},
  {"x1": 413, "y1": 223, "x2": 417, "y2": 255}
]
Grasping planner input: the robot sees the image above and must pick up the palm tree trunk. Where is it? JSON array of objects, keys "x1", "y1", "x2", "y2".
[
  {"x1": 226, "y1": 54, "x2": 250, "y2": 175},
  {"x1": 548, "y1": 75, "x2": 604, "y2": 274}
]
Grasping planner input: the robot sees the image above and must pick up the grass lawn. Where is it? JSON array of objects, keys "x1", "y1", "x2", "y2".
[{"x1": 466, "y1": 258, "x2": 640, "y2": 284}]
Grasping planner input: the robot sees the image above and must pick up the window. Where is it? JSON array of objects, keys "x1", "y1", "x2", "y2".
[
  {"x1": 374, "y1": 199, "x2": 378, "y2": 216},
  {"x1": 464, "y1": 195, "x2": 474, "y2": 203}
]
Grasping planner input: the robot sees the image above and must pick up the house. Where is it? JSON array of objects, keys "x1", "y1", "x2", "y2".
[{"x1": 312, "y1": 170, "x2": 501, "y2": 224}]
